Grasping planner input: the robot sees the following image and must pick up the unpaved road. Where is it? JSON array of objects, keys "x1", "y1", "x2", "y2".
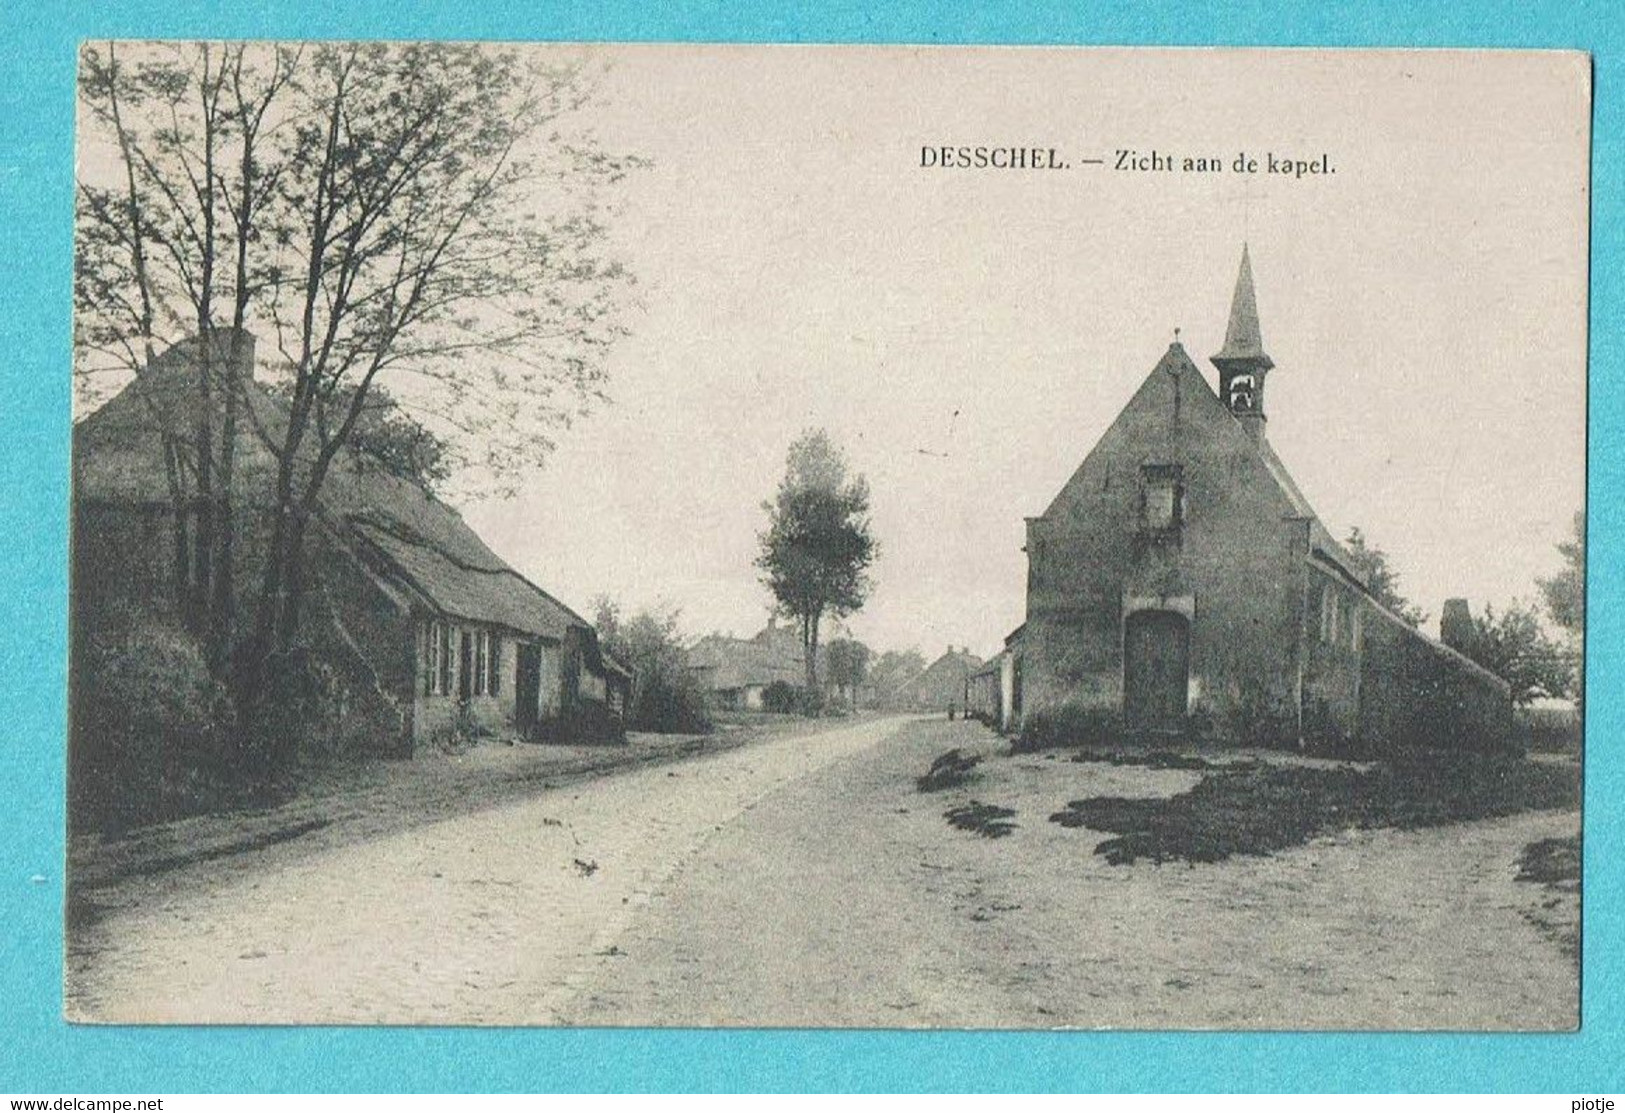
[{"x1": 68, "y1": 717, "x2": 1578, "y2": 1029}]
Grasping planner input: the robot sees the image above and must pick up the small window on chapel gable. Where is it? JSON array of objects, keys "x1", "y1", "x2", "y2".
[{"x1": 1140, "y1": 465, "x2": 1183, "y2": 536}]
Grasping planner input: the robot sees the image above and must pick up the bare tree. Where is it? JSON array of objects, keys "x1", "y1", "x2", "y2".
[
  {"x1": 76, "y1": 42, "x2": 643, "y2": 771},
  {"x1": 76, "y1": 42, "x2": 297, "y2": 663}
]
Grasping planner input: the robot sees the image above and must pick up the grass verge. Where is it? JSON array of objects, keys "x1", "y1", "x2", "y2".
[
  {"x1": 917, "y1": 748, "x2": 983, "y2": 792},
  {"x1": 1515, "y1": 834, "x2": 1581, "y2": 961},
  {"x1": 1050, "y1": 754, "x2": 1579, "y2": 865},
  {"x1": 945, "y1": 801, "x2": 1017, "y2": 838}
]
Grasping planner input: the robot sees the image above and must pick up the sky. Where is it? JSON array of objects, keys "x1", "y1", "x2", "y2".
[
  {"x1": 78, "y1": 45, "x2": 1591, "y2": 661},
  {"x1": 455, "y1": 46, "x2": 1589, "y2": 659}
]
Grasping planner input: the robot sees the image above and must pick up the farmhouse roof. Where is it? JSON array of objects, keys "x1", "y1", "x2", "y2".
[{"x1": 73, "y1": 333, "x2": 598, "y2": 645}]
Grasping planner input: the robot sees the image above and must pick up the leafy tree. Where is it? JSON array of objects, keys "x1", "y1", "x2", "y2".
[
  {"x1": 1452, "y1": 601, "x2": 1574, "y2": 707},
  {"x1": 1343, "y1": 527, "x2": 1427, "y2": 627},
  {"x1": 270, "y1": 383, "x2": 452, "y2": 493},
  {"x1": 869, "y1": 648, "x2": 927, "y2": 698},
  {"x1": 592, "y1": 599, "x2": 711, "y2": 734},
  {"x1": 76, "y1": 42, "x2": 301, "y2": 664},
  {"x1": 824, "y1": 637, "x2": 871, "y2": 707},
  {"x1": 1539, "y1": 511, "x2": 1585, "y2": 637},
  {"x1": 756, "y1": 430, "x2": 878, "y2": 695},
  {"x1": 1537, "y1": 510, "x2": 1585, "y2": 705}
]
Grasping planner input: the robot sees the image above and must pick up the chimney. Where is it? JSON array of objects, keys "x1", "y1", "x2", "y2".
[
  {"x1": 149, "y1": 328, "x2": 257, "y2": 384},
  {"x1": 200, "y1": 327, "x2": 257, "y2": 383},
  {"x1": 1441, "y1": 598, "x2": 1474, "y2": 651}
]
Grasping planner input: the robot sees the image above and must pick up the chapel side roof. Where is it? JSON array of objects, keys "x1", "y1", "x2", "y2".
[
  {"x1": 1253, "y1": 430, "x2": 1368, "y2": 590},
  {"x1": 968, "y1": 650, "x2": 1006, "y2": 680},
  {"x1": 1315, "y1": 549, "x2": 1511, "y2": 695}
]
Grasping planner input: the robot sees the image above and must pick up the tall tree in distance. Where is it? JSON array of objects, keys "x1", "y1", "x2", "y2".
[
  {"x1": 1539, "y1": 510, "x2": 1585, "y2": 637},
  {"x1": 1537, "y1": 510, "x2": 1585, "y2": 705},
  {"x1": 1343, "y1": 527, "x2": 1427, "y2": 627},
  {"x1": 756, "y1": 430, "x2": 878, "y2": 699},
  {"x1": 1451, "y1": 601, "x2": 1573, "y2": 707},
  {"x1": 824, "y1": 637, "x2": 871, "y2": 708}
]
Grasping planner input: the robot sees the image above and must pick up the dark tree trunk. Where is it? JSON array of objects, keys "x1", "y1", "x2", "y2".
[
  {"x1": 803, "y1": 610, "x2": 822, "y2": 697},
  {"x1": 190, "y1": 342, "x2": 215, "y2": 641},
  {"x1": 209, "y1": 349, "x2": 238, "y2": 672},
  {"x1": 161, "y1": 436, "x2": 192, "y2": 616}
]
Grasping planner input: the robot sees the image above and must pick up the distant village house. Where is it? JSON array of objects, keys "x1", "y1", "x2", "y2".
[
  {"x1": 686, "y1": 618, "x2": 806, "y2": 711},
  {"x1": 889, "y1": 647, "x2": 984, "y2": 713}
]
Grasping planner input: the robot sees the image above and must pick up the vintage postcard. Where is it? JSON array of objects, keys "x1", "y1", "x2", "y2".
[{"x1": 65, "y1": 44, "x2": 1588, "y2": 1029}]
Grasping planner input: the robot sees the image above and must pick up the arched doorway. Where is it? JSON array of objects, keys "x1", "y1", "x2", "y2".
[{"x1": 1123, "y1": 610, "x2": 1190, "y2": 733}]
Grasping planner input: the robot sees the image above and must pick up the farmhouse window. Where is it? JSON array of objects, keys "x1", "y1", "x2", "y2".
[
  {"x1": 439, "y1": 622, "x2": 454, "y2": 695},
  {"x1": 474, "y1": 631, "x2": 488, "y2": 696},
  {"x1": 1140, "y1": 465, "x2": 1183, "y2": 535},
  {"x1": 488, "y1": 635, "x2": 502, "y2": 695},
  {"x1": 425, "y1": 622, "x2": 440, "y2": 695}
]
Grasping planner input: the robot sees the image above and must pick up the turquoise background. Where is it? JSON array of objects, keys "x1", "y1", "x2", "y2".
[{"x1": 1, "y1": 0, "x2": 1616, "y2": 1094}]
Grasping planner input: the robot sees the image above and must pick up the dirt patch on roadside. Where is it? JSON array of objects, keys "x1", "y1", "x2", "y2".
[{"x1": 575, "y1": 716, "x2": 1578, "y2": 1029}]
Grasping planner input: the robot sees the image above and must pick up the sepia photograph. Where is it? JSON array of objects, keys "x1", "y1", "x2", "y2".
[{"x1": 64, "y1": 43, "x2": 1588, "y2": 1030}]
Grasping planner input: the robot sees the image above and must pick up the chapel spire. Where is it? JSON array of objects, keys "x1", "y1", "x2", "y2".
[{"x1": 1211, "y1": 244, "x2": 1276, "y2": 441}]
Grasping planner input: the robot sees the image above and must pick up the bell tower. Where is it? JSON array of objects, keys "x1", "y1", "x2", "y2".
[{"x1": 1211, "y1": 244, "x2": 1275, "y2": 442}]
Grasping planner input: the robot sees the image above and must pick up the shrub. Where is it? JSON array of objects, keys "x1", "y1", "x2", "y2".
[
  {"x1": 761, "y1": 679, "x2": 801, "y2": 714},
  {"x1": 1228, "y1": 684, "x2": 1300, "y2": 749},
  {"x1": 794, "y1": 683, "x2": 827, "y2": 717},
  {"x1": 70, "y1": 618, "x2": 238, "y2": 832},
  {"x1": 562, "y1": 700, "x2": 627, "y2": 746},
  {"x1": 631, "y1": 671, "x2": 711, "y2": 734},
  {"x1": 1014, "y1": 703, "x2": 1124, "y2": 753},
  {"x1": 593, "y1": 600, "x2": 712, "y2": 733},
  {"x1": 1517, "y1": 704, "x2": 1581, "y2": 754}
]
